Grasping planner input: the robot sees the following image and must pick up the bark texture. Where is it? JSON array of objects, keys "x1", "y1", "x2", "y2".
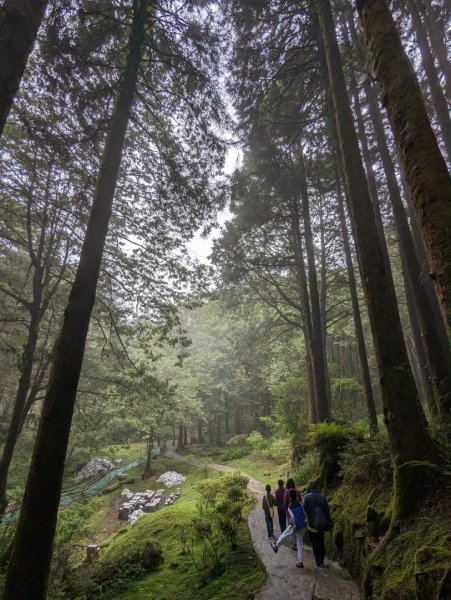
[
  {"x1": 356, "y1": 0, "x2": 451, "y2": 330},
  {"x1": 0, "y1": 0, "x2": 48, "y2": 135},
  {"x1": 362, "y1": 75, "x2": 451, "y2": 419},
  {"x1": 314, "y1": 12, "x2": 378, "y2": 430},
  {"x1": 2, "y1": 2, "x2": 151, "y2": 598},
  {"x1": 318, "y1": 0, "x2": 435, "y2": 477}
]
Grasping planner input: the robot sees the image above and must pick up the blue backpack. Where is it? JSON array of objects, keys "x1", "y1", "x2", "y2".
[{"x1": 290, "y1": 503, "x2": 305, "y2": 528}]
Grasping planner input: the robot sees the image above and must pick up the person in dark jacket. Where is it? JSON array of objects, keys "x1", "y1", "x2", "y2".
[
  {"x1": 262, "y1": 484, "x2": 275, "y2": 538},
  {"x1": 302, "y1": 479, "x2": 333, "y2": 569},
  {"x1": 273, "y1": 479, "x2": 286, "y2": 533}
]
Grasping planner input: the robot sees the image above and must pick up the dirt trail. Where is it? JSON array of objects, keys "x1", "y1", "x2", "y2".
[{"x1": 164, "y1": 447, "x2": 360, "y2": 600}]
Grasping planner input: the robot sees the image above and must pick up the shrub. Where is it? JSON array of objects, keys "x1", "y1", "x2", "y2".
[
  {"x1": 263, "y1": 437, "x2": 291, "y2": 462},
  {"x1": 226, "y1": 434, "x2": 248, "y2": 447},
  {"x1": 339, "y1": 433, "x2": 392, "y2": 486},
  {"x1": 247, "y1": 431, "x2": 266, "y2": 450},
  {"x1": 182, "y1": 472, "x2": 250, "y2": 585},
  {"x1": 292, "y1": 449, "x2": 321, "y2": 488}
]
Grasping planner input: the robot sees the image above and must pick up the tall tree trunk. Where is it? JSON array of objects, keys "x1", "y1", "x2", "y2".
[
  {"x1": 400, "y1": 246, "x2": 437, "y2": 415},
  {"x1": 0, "y1": 0, "x2": 49, "y2": 136},
  {"x1": 290, "y1": 210, "x2": 318, "y2": 421},
  {"x1": 404, "y1": 0, "x2": 451, "y2": 161},
  {"x1": 318, "y1": 196, "x2": 332, "y2": 411},
  {"x1": 176, "y1": 424, "x2": 185, "y2": 453},
  {"x1": 2, "y1": 3, "x2": 150, "y2": 598},
  {"x1": 215, "y1": 413, "x2": 222, "y2": 446},
  {"x1": 143, "y1": 427, "x2": 154, "y2": 478},
  {"x1": 317, "y1": 0, "x2": 435, "y2": 519},
  {"x1": 314, "y1": 12, "x2": 378, "y2": 431},
  {"x1": 415, "y1": 0, "x2": 451, "y2": 103},
  {"x1": 298, "y1": 150, "x2": 331, "y2": 420},
  {"x1": 208, "y1": 417, "x2": 214, "y2": 443},
  {"x1": 197, "y1": 418, "x2": 203, "y2": 444},
  {"x1": 335, "y1": 169, "x2": 379, "y2": 431},
  {"x1": 361, "y1": 72, "x2": 451, "y2": 419},
  {"x1": 0, "y1": 290, "x2": 41, "y2": 513},
  {"x1": 400, "y1": 171, "x2": 450, "y2": 357},
  {"x1": 224, "y1": 396, "x2": 230, "y2": 433},
  {"x1": 345, "y1": 23, "x2": 392, "y2": 280},
  {"x1": 356, "y1": 0, "x2": 451, "y2": 331},
  {"x1": 183, "y1": 425, "x2": 188, "y2": 447},
  {"x1": 234, "y1": 402, "x2": 242, "y2": 434},
  {"x1": 304, "y1": 331, "x2": 318, "y2": 423}
]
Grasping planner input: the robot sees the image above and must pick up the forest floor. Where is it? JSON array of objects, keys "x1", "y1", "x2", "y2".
[{"x1": 164, "y1": 444, "x2": 361, "y2": 600}]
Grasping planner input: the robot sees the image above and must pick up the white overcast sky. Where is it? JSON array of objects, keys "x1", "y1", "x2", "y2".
[{"x1": 186, "y1": 146, "x2": 241, "y2": 263}]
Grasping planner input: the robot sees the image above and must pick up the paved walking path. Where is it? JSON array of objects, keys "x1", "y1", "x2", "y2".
[{"x1": 164, "y1": 447, "x2": 360, "y2": 600}]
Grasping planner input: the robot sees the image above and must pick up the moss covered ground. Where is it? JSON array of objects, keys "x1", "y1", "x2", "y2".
[{"x1": 48, "y1": 454, "x2": 265, "y2": 599}]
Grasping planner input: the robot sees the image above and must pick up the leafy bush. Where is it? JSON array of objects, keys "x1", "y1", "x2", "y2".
[
  {"x1": 339, "y1": 433, "x2": 392, "y2": 486},
  {"x1": 263, "y1": 437, "x2": 291, "y2": 462},
  {"x1": 182, "y1": 473, "x2": 250, "y2": 585},
  {"x1": 292, "y1": 449, "x2": 321, "y2": 488},
  {"x1": 247, "y1": 431, "x2": 266, "y2": 450},
  {"x1": 226, "y1": 434, "x2": 248, "y2": 447}
]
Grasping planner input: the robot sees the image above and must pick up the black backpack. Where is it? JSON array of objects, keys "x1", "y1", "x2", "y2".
[{"x1": 310, "y1": 505, "x2": 329, "y2": 531}]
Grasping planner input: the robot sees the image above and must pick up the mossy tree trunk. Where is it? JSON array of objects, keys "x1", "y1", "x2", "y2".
[
  {"x1": 2, "y1": 3, "x2": 151, "y2": 598},
  {"x1": 0, "y1": 0, "x2": 48, "y2": 136},
  {"x1": 317, "y1": 0, "x2": 436, "y2": 490},
  {"x1": 356, "y1": 0, "x2": 451, "y2": 331},
  {"x1": 361, "y1": 72, "x2": 451, "y2": 419},
  {"x1": 345, "y1": 11, "x2": 451, "y2": 420}
]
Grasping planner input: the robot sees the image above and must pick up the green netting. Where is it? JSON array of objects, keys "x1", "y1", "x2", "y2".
[{"x1": 1, "y1": 448, "x2": 162, "y2": 525}]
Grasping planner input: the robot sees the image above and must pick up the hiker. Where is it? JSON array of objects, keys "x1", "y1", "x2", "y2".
[
  {"x1": 273, "y1": 479, "x2": 286, "y2": 533},
  {"x1": 262, "y1": 484, "x2": 275, "y2": 538},
  {"x1": 271, "y1": 488, "x2": 305, "y2": 568},
  {"x1": 283, "y1": 477, "x2": 302, "y2": 549},
  {"x1": 303, "y1": 479, "x2": 333, "y2": 569}
]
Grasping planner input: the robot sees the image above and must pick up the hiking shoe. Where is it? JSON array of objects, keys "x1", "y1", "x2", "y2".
[
  {"x1": 271, "y1": 542, "x2": 278, "y2": 553},
  {"x1": 292, "y1": 544, "x2": 298, "y2": 551},
  {"x1": 296, "y1": 561, "x2": 304, "y2": 568},
  {"x1": 315, "y1": 563, "x2": 325, "y2": 569}
]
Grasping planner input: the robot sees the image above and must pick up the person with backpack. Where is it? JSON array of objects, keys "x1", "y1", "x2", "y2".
[
  {"x1": 283, "y1": 477, "x2": 302, "y2": 549},
  {"x1": 303, "y1": 479, "x2": 333, "y2": 569},
  {"x1": 273, "y1": 479, "x2": 286, "y2": 533},
  {"x1": 262, "y1": 484, "x2": 275, "y2": 538},
  {"x1": 271, "y1": 488, "x2": 306, "y2": 568}
]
